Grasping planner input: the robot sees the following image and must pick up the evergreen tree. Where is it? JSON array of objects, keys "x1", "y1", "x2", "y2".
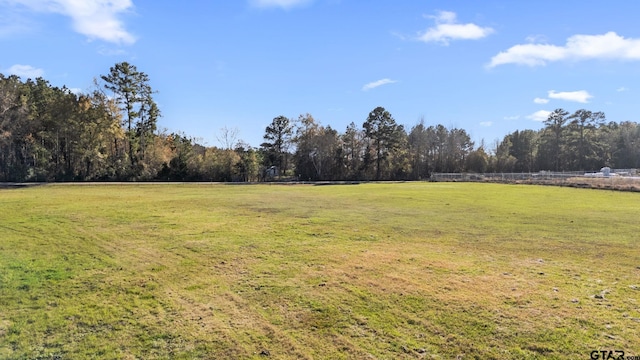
[
  {"x1": 363, "y1": 107, "x2": 404, "y2": 180},
  {"x1": 101, "y1": 62, "x2": 159, "y2": 172}
]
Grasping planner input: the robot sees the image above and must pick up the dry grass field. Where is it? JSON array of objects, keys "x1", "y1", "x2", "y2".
[
  {"x1": 563, "y1": 176, "x2": 640, "y2": 192},
  {"x1": 0, "y1": 183, "x2": 639, "y2": 359}
]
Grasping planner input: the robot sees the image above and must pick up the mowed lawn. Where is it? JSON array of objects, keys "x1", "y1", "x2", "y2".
[{"x1": 0, "y1": 183, "x2": 638, "y2": 359}]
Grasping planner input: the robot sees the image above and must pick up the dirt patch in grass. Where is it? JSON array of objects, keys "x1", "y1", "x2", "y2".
[{"x1": 482, "y1": 176, "x2": 640, "y2": 192}]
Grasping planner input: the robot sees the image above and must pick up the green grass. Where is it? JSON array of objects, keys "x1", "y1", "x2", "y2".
[{"x1": 0, "y1": 182, "x2": 639, "y2": 359}]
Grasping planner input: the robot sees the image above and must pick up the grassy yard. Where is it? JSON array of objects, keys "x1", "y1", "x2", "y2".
[{"x1": 0, "y1": 182, "x2": 638, "y2": 359}]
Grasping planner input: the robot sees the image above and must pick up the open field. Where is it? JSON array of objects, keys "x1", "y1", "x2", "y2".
[{"x1": 0, "y1": 183, "x2": 639, "y2": 359}]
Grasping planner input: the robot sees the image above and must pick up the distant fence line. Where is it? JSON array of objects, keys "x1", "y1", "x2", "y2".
[{"x1": 431, "y1": 169, "x2": 639, "y2": 182}]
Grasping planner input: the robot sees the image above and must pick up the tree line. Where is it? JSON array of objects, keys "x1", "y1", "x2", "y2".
[
  {"x1": 1, "y1": 63, "x2": 640, "y2": 182},
  {"x1": 261, "y1": 108, "x2": 640, "y2": 181},
  {"x1": 493, "y1": 109, "x2": 640, "y2": 173},
  {"x1": 0, "y1": 63, "x2": 259, "y2": 182}
]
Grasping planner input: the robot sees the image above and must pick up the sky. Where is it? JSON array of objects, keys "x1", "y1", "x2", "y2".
[{"x1": 2, "y1": 0, "x2": 640, "y2": 149}]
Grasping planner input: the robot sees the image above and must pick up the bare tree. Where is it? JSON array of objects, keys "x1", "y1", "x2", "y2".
[{"x1": 215, "y1": 126, "x2": 239, "y2": 150}]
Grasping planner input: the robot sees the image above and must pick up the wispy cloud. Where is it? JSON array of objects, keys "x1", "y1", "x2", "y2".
[
  {"x1": 362, "y1": 78, "x2": 397, "y2": 91},
  {"x1": 548, "y1": 90, "x2": 592, "y2": 103},
  {"x1": 504, "y1": 115, "x2": 520, "y2": 120},
  {"x1": 4, "y1": 64, "x2": 44, "y2": 78},
  {"x1": 249, "y1": 0, "x2": 312, "y2": 10},
  {"x1": 3, "y1": 0, "x2": 135, "y2": 44},
  {"x1": 525, "y1": 34, "x2": 548, "y2": 43},
  {"x1": 479, "y1": 121, "x2": 492, "y2": 127},
  {"x1": 489, "y1": 32, "x2": 640, "y2": 67},
  {"x1": 418, "y1": 11, "x2": 494, "y2": 45},
  {"x1": 0, "y1": 8, "x2": 34, "y2": 37},
  {"x1": 617, "y1": 86, "x2": 629, "y2": 92},
  {"x1": 526, "y1": 110, "x2": 551, "y2": 122},
  {"x1": 534, "y1": 97, "x2": 549, "y2": 104},
  {"x1": 97, "y1": 46, "x2": 127, "y2": 56},
  {"x1": 390, "y1": 31, "x2": 407, "y2": 41}
]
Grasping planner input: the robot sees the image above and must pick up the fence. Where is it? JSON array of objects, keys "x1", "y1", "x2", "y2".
[{"x1": 431, "y1": 169, "x2": 639, "y2": 182}]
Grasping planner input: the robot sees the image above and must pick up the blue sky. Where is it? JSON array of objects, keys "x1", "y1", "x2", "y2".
[{"x1": 2, "y1": 0, "x2": 640, "y2": 149}]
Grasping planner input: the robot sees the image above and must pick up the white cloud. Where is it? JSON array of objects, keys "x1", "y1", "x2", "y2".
[
  {"x1": 250, "y1": 0, "x2": 311, "y2": 9},
  {"x1": 617, "y1": 86, "x2": 628, "y2": 92},
  {"x1": 362, "y1": 78, "x2": 397, "y2": 91},
  {"x1": 4, "y1": 0, "x2": 135, "y2": 44},
  {"x1": 526, "y1": 110, "x2": 551, "y2": 122},
  {"x1": 4, "y1": 64, "x2": 44, "y2": 78},
  {"x1": 503, "y1": 115, "x2": 520, "y2": 120},
  {"x1": 479, "y1": 121, "x2": 492, "y2": 127},
  {"x1": 548, "y1": 90, "x2": 593, "y2": 103},
  {"x1": 489, "y1": 32, "x2": 640, "y2": 67},
  {"x1": 534, "y1": 97, "x2": 549, "y2": 104},
  {"x1": 418, "y1": 11, "x2": 494, "y2": 45}
]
